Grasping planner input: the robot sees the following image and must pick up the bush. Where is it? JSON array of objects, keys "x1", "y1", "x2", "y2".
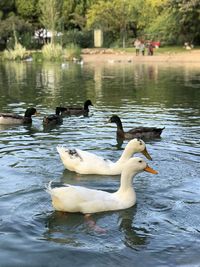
[
  {"x1": 42, "y1": 43, "x2": 63, "y2": 61},
  {"x1": 63, "y1": 44, "x2": 81, "y2": 61},
  {"x1": 3, "y1": 42, "x2": 29, "y2": 60},
  {"x1": 62, "y1": 30, "x2": 93, "y2": 48}
]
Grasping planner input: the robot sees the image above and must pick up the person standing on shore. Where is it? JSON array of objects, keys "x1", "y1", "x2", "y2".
[
  {"x1": 147, "y1": 41, "x2": 154, "y2": 56},
  {"x1": 140, "y1": 40, "x2": 145, "y2": 56},
  {"x1": 134, "y1": 39, "x2": 141, "y2": 56}
]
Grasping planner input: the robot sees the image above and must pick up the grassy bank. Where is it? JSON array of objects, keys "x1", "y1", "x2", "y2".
[
  {"x1": 1, "y1": 46, "x2": 200, "y2": 62},
  {"x1": 113, "y1": 46, "x2": 200, "y2": 55}
]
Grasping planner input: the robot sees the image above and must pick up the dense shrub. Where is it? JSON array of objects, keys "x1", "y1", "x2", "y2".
[
  {"x1": 62, "y1": 30, "x2": 93, "y2": 48},
  {"x1": 63, "y1": 44, "x2": 81, "y2": 60},
  {"x1": 42, "y1": 43, "x2": 63, "y2": 60},
  {"x1": 3, "y1": 42, "x2": 29, "y2": 60}
]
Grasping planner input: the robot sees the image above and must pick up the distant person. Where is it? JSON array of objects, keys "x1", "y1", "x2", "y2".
[
  {"x1": 140, "y1": 41, "x2": 145, "y2": 56},
  {"x1": 147, "y1": 41, "x2": 154, "y2": 56},
  {"x1": 134, "y1": 39, "x2": 141, "y2": 56}
]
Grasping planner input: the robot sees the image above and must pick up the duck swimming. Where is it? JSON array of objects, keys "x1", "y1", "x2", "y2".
[
  {"x1": 0, "y1": 107, "x2": 38, "y2": 125},
  {"x1": 60, "y1": 99, "x2": 93, "y2": 116},
  {"x1": 43, "y1": 107, "x2": 67, "y2": 125},
  {"x1": 47, "y1": 157, "x2": 158, "y2": 214},
  {"x1": 108, "y1": 115, "x2": 164, "y2": 140},
  {"x1": 57, "y1": 138, "x2": 152, "y2": 175}
]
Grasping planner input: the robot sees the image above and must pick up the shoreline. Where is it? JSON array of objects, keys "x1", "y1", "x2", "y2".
[{"x1": 82, "y1": 49, "x2": 200, "y2": 63}]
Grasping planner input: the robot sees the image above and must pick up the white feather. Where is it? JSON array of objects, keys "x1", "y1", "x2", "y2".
[
  {"x1": 57, "y1": 138, "x2": 151, "y2": 175},
  {"x1": 47, "y1": 157, "x2": 157, "y2": 214}
]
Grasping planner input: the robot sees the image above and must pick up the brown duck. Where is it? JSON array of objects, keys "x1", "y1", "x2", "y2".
[
  {"x1": 0, "y1": 108, "x2": 38, "y2": 125},
  {"x1": 60, "y1": 100, "x2": 93, "y2": 116},
  {"x1": 43, "y1": 107, "x2": 67, "y2": 125},
  {"x1": 108, "y1": 115, "x2": 164, "y2": 140}
]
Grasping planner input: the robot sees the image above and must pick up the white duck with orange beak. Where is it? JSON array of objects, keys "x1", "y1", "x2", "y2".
[{"x1": 47, "y1": 157, "x2": 158, "y2": 214}]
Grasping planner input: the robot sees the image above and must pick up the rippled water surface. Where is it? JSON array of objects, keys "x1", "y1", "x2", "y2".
[{"x1": 0, "y1": 61, "x2": 200, "y2": 267}]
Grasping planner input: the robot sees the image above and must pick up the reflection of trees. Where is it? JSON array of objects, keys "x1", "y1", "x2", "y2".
[
  {"x1": 0, "y1": 62, "x2": 27, "y2": 102},
  {"x1": 1, "y1": 61, "x2": 199, "y2": 118}
]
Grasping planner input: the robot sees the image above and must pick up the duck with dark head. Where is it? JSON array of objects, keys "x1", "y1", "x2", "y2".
[
  {"x1": 108, "y1": 115, "x2": 164, "y2": 140},
  {"x1": 0, "y1": 107, "x2": 38, "y2": 125},
  {"x1": 59, "y1": 100, "x2": 93, "y2": 117},
  {"x1": 43, "y1": 107, "x2": 67, "y2": 126}
]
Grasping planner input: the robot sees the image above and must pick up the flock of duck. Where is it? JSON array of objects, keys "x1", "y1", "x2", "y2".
[{"x1": 0, "y1": 100, "x2": 165, "y2": 215}]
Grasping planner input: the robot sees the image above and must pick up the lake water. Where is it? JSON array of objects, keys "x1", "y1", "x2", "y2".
[{"x1": 0, "y1": 60, "x2": 199, "y2": 267}]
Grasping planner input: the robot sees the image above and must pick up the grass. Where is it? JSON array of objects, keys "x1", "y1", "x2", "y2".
[
  {"x1": 1, "y1": 45, "x2": 199, "y2": 61},
  {"x1": 63, "y1": 44, "x2": 82, "y2": 61},
  {"x1": 42, "y1": 43, "x2": 63, "y2": 61},
  {"x1": 113, "y1": 46, "x2": 200, "y2": 55},
  {"x1": 3, "y1": 42, "x2": 29, "y2": 60}
]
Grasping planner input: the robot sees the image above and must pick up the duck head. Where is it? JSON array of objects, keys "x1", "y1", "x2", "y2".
[
  {"x1": 24, "y1": 108, "x2": 38, "y2": 117},
  {"x1": 108, "y1": 115, "x2": 121, "y2": 124},
  {"x1": 125, "y1": 157, "x2": 158, "y2": 175},
  {"x1": 127, "y1": 138, "x2": 152, "y2": 160},
  {"x1": 55, "y1": 107, "x2": 67, "y2": 115},
  {"x1": 84, "y1": 100, "x2": 93, "y2": 110}
]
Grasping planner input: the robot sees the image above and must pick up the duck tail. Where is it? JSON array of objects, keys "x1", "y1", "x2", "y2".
[
  {"x1": 157, "y1": 127, "x2": 165, "y2": 136},
  {"x1": 56, "y1": 145, "x2": 66, "y2": 154}
]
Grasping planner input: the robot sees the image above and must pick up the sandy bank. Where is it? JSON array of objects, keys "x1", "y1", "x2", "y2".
[{"x1": 82, "y1": 49, "x2": 200, "y2": 63}]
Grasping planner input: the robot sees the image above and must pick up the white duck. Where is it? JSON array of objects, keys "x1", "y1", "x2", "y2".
[
  {"x1": 57, "y1": 138, "x2": 152, "y2": 175},
  {"x1": 47, "y1": 157, "x2": 158, "y2": 214}
]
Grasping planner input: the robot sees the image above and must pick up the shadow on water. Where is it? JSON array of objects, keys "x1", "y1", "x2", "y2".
[{"x1": 40, "y1": 205, "x2": 149, "y2": 251}]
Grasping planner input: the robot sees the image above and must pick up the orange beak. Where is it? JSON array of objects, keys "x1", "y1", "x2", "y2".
[{"x1": 144, "y1": 164, "x2": 158, "y2": 174}]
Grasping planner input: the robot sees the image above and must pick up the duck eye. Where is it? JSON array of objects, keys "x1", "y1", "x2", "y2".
[{"x1": 139, "y1": 160, "x2": 142, "y2": 163}]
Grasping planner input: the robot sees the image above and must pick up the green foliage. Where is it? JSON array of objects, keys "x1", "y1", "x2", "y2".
[
  {"x1": 31, "y1": 51, "x2": 43, "y2": 61},
  {"x1": 0, "y1": 0, "x2": 200, "y2": 50},
  {"x1": 0, "y1": 0, "x2": 15, "y2": 18},
  {"x1": 15, "y1": 0, "x2": 39, "y2": 21},
  {"x1": 62, "y1": 0, "x2": 95, "y2": 30},
  {"x1": 62, "y1": 30, "x2": 93, "y2": 48},
  {"x1": 0, "y1": 15, "x2": 32, "y2": 49},
  {"x1": 145, "y1": 0, "x2": 200, "y2": 45},
  {"x1": 145, "y1": 9, "x2": 178, "y2": 44},
  {"x1": 86, "y1": 0, "x2": 134, "y2": 47},
  {"x1": 39, "y1": 0, "x2": 62, "y2": 44},
  {"x1": 42, "y1": 43, "x2": 63, "y2": 60},
  {"x1": 63, "y1": 43, "x2": 81, "y2": 60},
  {"x1": 167, "y1": 0, "x2": 200, "y2": 43},
  {"x1": 3, "y1": 42, "x2": 28, "y2": 60}
]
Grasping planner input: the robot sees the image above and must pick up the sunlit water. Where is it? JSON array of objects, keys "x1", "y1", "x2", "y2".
[{"x1": 0, "y1": 61, "x2": 199, "y2": 267}]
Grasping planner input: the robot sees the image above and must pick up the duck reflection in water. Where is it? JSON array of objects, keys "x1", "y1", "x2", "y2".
[
  {"x1": 44, "y1": 211, "x2": 107, "y2": 242},
  {"x1": 43, "y1": 206, "x2": 148, "y2": 249},
  {"x1": 118, "y1": 208, "x2": 148, "y2": 249}
]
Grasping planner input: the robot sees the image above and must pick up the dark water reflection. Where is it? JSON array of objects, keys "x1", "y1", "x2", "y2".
[{"x1": 0, "y1": 61, "x2": 200, "y2": 267}]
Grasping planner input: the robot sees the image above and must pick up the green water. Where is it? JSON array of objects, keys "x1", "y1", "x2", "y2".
[{"x1": 0, "y1": 61, "x2": 199, "y2": 267}]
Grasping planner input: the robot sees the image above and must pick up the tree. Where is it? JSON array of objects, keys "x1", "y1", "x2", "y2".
[
  {"x1": 0, "y1": 15, "x2": 32, "y2": 48},
  {"x1": 15, "y1": 0, "x2": 39, "y2": 23},
  {"x1": 86, "y1": 0, "x2": 132, "y2": 47},
  {"x1": 167, "y1": 0, "x2": 200, "y2": 44},
  {"x1": 39, "y1": 0, "x2": 62, "y2": 44},
  {"x1": 62, "y1": 0, "x2": 95, "y2": 30},
  {"x1": 146, "y1": 0, "x2": 200, "y2": 45},
  {"x1": 0, "y1": 0, "x2": 15, "y2": 19}
]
